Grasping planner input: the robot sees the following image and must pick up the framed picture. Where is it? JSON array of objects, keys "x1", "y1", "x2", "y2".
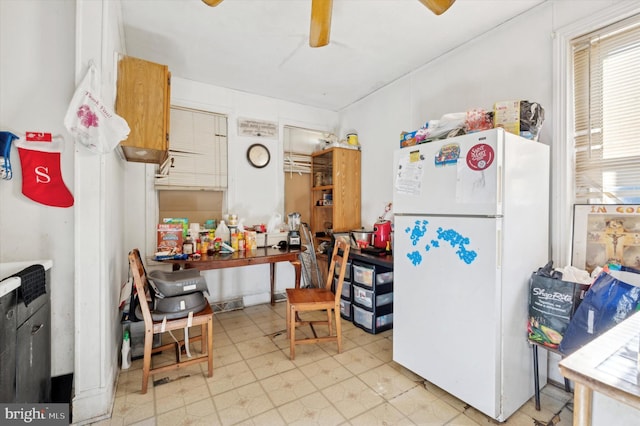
[
  {"x1": 331, "y1": 232, "x2": 351, "y2": 247},
  {"x1": 572, "y1": 204, "x2": 640, "y2": 273}
]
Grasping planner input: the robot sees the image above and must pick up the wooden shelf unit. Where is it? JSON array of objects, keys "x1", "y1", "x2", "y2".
[{"x1": 310, "y1": 147, "x2": 361, "y2": 247}]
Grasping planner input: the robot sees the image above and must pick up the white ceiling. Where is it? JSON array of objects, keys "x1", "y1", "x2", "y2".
[{"x1": 120, "y1": 0, "x2": 546, "y2": 111}]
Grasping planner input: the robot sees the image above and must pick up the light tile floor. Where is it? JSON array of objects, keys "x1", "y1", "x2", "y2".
[{"x1": 96, "y1": 302, "x2": 574, "y2": 425}]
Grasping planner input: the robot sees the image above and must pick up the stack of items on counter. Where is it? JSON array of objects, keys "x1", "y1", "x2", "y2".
[
  {"x1": 156, "y1": 215, "x2": 264, "y2": 260},
  {"x1": 400, "y1": 99, "x2": 545, "y2": 147}
]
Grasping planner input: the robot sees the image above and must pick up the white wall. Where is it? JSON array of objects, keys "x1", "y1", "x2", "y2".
[
  {"x1": 339, "y1": 0, "x2": 623, "y2": 229},
  {"x1": 72, "y1": 0, "x2": 129, "y2": 423},
  {"x1": 0, "y1": 1, "x2": 125, "y2": 422},
  {"x1": 170, "y1": 77, "x2": 338, "y2": 227},
  {"x1": 0, "y1": 0, "x2": 76, "y2": 377},
  {"x1": 593, "y1": 392, "x2": 640, "y2": 425},
  {"x1": 125, "y1": 77, "x2": 340, "y2": 306},
  {"x1": 339, "y1": 3, "x2": 559, "y2": 227}
]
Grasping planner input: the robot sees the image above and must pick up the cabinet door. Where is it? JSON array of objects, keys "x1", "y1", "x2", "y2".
[
  {"x1": 116, "y1": 55, "x2": 170, "y2": 164},
  {"x1": 331, "y1": 148, "x2": 361, "y2": 232},
  {"x1": 15, "y1": 303, "x2": 50, "y2": 403},
  {"x1": 0, "y1": 291, "x2": 17, "y2": 402}
]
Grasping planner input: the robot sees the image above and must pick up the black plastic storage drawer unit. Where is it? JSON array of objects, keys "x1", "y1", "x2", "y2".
[
  {"x1": 340, "y1": 299, "x2": 352, "y2": 321},
  {"x1": 352, "y1": 304, "x2": 393, "y2": 334},
  {"x1": 353, "y1": 285, "x2": 393, "y2": 309},
  {"x1": 351, "y1": 261, "x2": 393, "y2": 334},
  {"x1": 352, "y1": 262, "x2": 393, "y2": 291},
  {"x1": 335, "y1": 259, "x2": 351, "y2": 282},
  {"x1": 333, "y1": 260, "x2": 352, "y2": 320},
  {"x1": 335, "y1": 277, "x2": 352, "y2": 301}
]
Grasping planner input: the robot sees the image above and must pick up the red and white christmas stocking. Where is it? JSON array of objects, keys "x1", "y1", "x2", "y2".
[{"x1": 16, "y1": 132, "x2": 74, "y2": 208}]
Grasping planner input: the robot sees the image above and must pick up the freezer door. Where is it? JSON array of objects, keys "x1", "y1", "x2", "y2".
[
  {"x1": 393, "y1": 129, "x2": 503, "y2": 216},
  {"x1": 393, "y1": 215, "x2": 503, "y2": 419}
]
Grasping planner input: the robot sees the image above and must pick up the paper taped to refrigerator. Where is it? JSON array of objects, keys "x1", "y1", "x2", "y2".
[{"x1": 395, "y1": 155, "x2": 425, "y2": 196}]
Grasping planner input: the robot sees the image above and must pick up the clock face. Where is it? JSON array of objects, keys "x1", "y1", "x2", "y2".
[{"x1": 247, "y1": 143, "x2": 270, "y2": 168}]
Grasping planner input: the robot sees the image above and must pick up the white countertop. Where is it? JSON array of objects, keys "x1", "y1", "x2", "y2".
[{"x1": 0, "y1": 259, "x2": 53, "y2": 298}]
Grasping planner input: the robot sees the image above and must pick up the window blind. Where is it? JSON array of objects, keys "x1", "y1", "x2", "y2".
[
  {"x1": 283, "y1": 126, "x2": 325, "y2": 175},
  {"x1": 572, "y1": 16, "x2": 640, "y2": 204},
  {"x1": 156, "y1": 106, "x2": 228, "y2": 190},
  {"x1": 572, "y1": 14, "x2": 640, "y2": 203},
  {"x1": 284, "y1": 152, "x2": 312, "y2": 174}
]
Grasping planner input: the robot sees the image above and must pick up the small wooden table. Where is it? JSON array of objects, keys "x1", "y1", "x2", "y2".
[
  {"x1": 161, "y1": 247, "x2": 303, "y2": 305},
  {"x1": 530, "y1": 340, "x2": 571, "y2": 411},
  {"x1": 559, "y1": 311, "x2": 640, "y2": 426}
]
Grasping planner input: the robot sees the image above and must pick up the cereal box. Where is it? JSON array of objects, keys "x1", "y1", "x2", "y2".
[
  {"x1": 162, "y1": 217, "x2": 189, "y2": 238},
  {"x1": 400, "y1": 130, "x2": 418, "y2": 147},
  {"x1": 157, "y1": 223, "x2": 184, "y2": 253}
]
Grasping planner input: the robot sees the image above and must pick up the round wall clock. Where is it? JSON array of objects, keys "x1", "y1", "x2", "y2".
[{"x1": 247, "y1": 143, "x2": 270, "y2": 168}]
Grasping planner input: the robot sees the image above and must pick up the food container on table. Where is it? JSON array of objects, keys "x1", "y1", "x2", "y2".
[{"x1": 350, "y1": 230, "x2": 374, "y2": 249}]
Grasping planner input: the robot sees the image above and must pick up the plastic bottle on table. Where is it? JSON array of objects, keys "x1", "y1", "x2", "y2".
[
  {"x1": 200, "y1": 234, "x2": 209, "y2": 254},
  {"x1": 182, "y1": 232, "x2": 194, "y2": 255},
  {"x1": 121, "y1": 330, "x2": 131, "y2": 369},
  {"x1": 215, "y1": 220, "x2": 230, "y2": 245}
]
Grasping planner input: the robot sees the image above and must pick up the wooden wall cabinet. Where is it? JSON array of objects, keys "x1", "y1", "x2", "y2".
[
  {"x1": 311, "y1": 147, "x2": 361, "y2": 247},
  {"x1": 116, "y1": 55, "x2": 171, "y2": 164}
]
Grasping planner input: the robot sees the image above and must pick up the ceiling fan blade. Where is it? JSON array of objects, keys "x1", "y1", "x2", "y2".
[
  {"x1": 202, "y1": 0, "x2": 224, "y2": 6},
  {"x1": 310, "y1": 0, "x2": 333, "y2": 48},
  {"x1": 418, "y1": 0, "x2": 456, "y2": 15}
]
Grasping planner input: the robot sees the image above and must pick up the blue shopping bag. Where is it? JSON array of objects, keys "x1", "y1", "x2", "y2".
[{"x1": 559, "y1": 265, "x2": 640, "y2": 355}]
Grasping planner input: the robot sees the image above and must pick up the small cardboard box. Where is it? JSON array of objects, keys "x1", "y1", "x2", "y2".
[
  {"x1": 244, "y1": 231, "x2": 257, "y2": 250},
  {"x1": 493, "y1": 100, "x2": 521, "y2": 136},
  {"x1": 493, "y1": 100, "x2": 545, "y2": 141},
  {"x1": 157, "y1": 224, "x2": 184, "y2": 253},
  {"x1": 256, "y1": 231, "x2": 288, "y2": 247},
  {"x1": 162, "y1": 217, "x2": 189, "y2": 238}
]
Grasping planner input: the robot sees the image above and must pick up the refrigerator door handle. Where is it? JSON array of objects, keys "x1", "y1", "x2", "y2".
[
  {"x1": 497, "y1": 165, "x2": 503, "y2": 207},
  {"x1": 496, "y1": 228, "x2": 502, "y2": 269}
]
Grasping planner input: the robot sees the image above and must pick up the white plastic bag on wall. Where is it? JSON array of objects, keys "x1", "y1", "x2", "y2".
[{"x1": 64, "y1": 61, "x2": 130, "y2": 154}]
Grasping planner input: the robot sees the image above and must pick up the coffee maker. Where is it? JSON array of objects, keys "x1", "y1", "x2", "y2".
[{"x1": 287, "y1": 212, "x2": 301, "y2": 248}]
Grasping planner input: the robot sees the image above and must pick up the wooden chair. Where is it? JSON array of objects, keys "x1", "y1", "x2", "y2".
[
  {"x1": 128, "y1": 249, "x2": 214, "y2": 394},
  {"x1": 286, "y1": 239, "x2": 350, "y2": 360}
]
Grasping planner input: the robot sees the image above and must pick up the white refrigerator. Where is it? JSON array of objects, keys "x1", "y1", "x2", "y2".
[{"x1": 392, "y1": 128, "x2": 549, "y2": 421}]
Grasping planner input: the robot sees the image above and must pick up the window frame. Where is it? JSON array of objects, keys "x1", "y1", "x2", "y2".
[
  {"x1": 155, "y1": 106, "x2": 229, "y2": 190},
  {"x1": 552, "y1": 3, "x2": 640, "y2": 268},
  {"x1": 572, "y1": 15, "x2": 640, "y2": 204}
]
